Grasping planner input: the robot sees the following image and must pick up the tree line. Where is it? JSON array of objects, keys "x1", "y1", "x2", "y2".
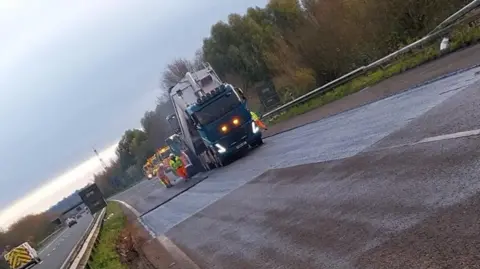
[
  {"x1": 0, "y1": 213, "x2": 59, "y2": 268},
  {"x1": 1, "y1": 1, "x2": 471, "y2": 260},
  {"x1": 93, "y1": 98, "x2": 176, "y2": 197},
  {"x1": 200, "y1": 0, "x2": 470, "y2": 109},
  {"x1": 94, "y1": 0, "x2": 473, "y2": 195}
]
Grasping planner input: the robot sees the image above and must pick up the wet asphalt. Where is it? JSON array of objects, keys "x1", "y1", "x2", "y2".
[
  {"x1": 168, "y1": 136, "x2": 480, "y2": 268},
  {"x1": 114, "y1": 66, "x2": 480, "y2": 268},
  {"x1": 138, "y1": 67, "x2": 480, "y2": 234}
]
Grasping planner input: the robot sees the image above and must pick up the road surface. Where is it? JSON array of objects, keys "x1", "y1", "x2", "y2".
[
  {"x1": 114, "y1": 66, "x2": 480, "y2": 268},
  {"x1": 164, "y1": 77, "x2": 480, "y2": 268},
  {"x1": 36, "y1": 214, "x2": 93, "y2": 269}
]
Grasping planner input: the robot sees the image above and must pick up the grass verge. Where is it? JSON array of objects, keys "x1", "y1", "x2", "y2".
[
  {"x1": 269, "y1": 23, "x2": 480, "y2": 124},
  {"x1": 89, "y1": 202, "x2": 128, "y2": 269}
]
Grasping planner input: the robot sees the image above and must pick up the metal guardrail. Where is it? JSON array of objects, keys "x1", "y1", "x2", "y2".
[
  {"x1": 70, "y1": 208, "x2": 106, "y2": 269},
  {"x1": 59, "y1": 209, "x2": 106, "y2": 269},
  {"x1": 68, "y1": 208, "x2": 106, "y2": 269},
  {"x1": 262, "y1": 0, "x2": 480, "y2": 120}
]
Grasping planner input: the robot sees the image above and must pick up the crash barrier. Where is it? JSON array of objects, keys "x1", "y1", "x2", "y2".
[
  {"x1": 262, "y1": 0, "x2": 480, "y2": 120},
  {"x1": 59, "y1": 209, "x2": 106, "y2": 269},
  {"x1": 67, "y1": 208, "x2": 106, "y2": 269}
]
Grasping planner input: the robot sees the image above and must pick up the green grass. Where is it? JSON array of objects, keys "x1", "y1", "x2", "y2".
[
  {"x1": 89, "y1": 202, "x2": 128, "y2": 269},
  {"x1": 268, "y1": 24, "x2": 480, "y2": 124}
]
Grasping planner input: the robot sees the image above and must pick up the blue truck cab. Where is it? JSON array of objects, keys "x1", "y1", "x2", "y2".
[{"x1": 185, "y1": 84, "x2": 263, "y2": 162}]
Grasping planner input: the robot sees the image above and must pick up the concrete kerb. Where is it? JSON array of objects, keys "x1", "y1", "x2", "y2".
[
  {"x1": 109, "y1": 199, "x2": 157, "y2": 239},
  {"x1": 110, "y1": 173, "x2": 209, "y2": 238},
  {"x1": 110, "y1": 199, "x2": 201, "y2": 269},
  {"x1": 263, "y1": 63, "x2": 480, "y2": 140}
]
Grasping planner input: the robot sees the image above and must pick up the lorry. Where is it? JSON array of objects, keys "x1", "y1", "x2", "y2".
[
  {"x1": 4, "y1": 242, "x2": 41, "y2": 269},
  {"x1": 167, "y1": 64, "x2": 263, "y2": 171}
]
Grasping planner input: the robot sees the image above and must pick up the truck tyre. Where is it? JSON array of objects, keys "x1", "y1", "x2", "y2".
[
  {"x1": 208, "y1": 147, "x2": 225, "y2": 167},
  {"x1": 251, "y1": 137, "x2": 263, "y2": 148}
]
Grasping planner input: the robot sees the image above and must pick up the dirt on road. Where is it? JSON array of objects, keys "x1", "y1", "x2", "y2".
[{"x1": 265, "y1": 43, "x2": 480, "y2": 137}]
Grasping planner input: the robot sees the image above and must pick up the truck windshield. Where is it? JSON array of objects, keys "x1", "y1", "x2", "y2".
[{"x1": 194, "y1": 92, "x2": 241, "y2": 125}]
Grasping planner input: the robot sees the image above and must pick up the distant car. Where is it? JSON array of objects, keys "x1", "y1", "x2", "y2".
[
  {"x1": 76, "y1": 214, "x2": 82, "y2": 219},
  {"x1": 66, "y1": 217, "x2": 77, "y2": 228}
]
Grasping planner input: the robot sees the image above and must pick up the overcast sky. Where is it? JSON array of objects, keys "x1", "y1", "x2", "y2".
[{"x1": 0, "y1": 0, "x2": 267, "y2": 228}]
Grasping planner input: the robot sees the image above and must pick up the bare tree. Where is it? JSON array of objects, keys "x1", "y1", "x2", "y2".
[
  {"x1": 193, "y1": 49, "x2": 206, "y2": 70},
  {"x1": 161, "y1": 58, "x2": 194, "y2": 89}
]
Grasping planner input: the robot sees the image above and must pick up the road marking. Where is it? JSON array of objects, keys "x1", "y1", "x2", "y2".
[
  {"x1": 60, "y1": 213, "x2": 98, "y2": 269},
  {"x1": 368, "y1": 129, "x2": 480, "y2": 153},
  {"x1": 418, "y1": 129, "x2": 480, "y2": 143},
  {"x1": 39, "y1": 228, "x2": 68, "y2": 254}
]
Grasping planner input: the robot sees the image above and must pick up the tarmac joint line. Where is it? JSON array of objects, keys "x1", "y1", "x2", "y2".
[{"x1": 369, "y1": 128, "x2": 480, "y2": 152}]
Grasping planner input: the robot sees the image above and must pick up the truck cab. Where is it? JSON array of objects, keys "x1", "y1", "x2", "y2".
[
  {"x1": 186, "y1": 84, "x2": 262, "y2": 162},
  {"x1": 168, "y1": 64, "x2": 263, "y2": 169}
]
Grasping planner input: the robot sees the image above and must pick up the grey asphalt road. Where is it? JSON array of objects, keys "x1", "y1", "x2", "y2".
[
  {"x1": 114, "y1": 65, "x2": 480, "y2": 268},
  {"x1": 168, "y1": 136, "x2": 480, "y2": 268},
  {"x1": 112, "y1": 174, "x2": 208, "y2": 215},
  {"x1": 164, "y1": 70, "x2": 480, "y2": 268},
  {"x1": 35, "y1": 214, "x2": 93, "y2": 269},
  {"x1": 134, "y1": 66, "x2": 480, "y2": 235}
]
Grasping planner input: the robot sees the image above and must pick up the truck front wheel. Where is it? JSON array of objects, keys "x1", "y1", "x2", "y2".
[{"x1": 251, "y1": 137, "x2": 263, "y2": 148}]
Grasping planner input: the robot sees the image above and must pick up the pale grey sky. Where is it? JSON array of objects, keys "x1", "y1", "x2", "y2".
[{"x1": 0, "y1": 0, "x2": 268, "y2": 227}]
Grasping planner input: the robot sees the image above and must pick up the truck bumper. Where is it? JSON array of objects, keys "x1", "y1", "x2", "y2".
[{"x1": 216, "y1": 129, "x2": 262, "y2": 157}]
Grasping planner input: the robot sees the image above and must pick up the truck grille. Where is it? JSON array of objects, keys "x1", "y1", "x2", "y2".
[{"x1": 225, "y1": 126, "x2": 248, "y2": 147}]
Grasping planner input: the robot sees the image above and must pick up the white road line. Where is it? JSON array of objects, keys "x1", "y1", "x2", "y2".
[
  {"x1": 368, "y1": 128, "x2": 480, "y2": 153},
  {"x1": 418, "y1": 129, "x2": 480, "y2": 143},
  {"x1": 39, "y1": 228, "x2": 68, "y2": 254}
]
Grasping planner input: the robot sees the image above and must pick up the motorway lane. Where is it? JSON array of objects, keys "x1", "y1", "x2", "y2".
[
  {"x1": 36, "y1": 214, "x2": 93, "y2": 269},
  {"x1": 163, "y1": 77, "x2": 480, "y2": 268},
  {"x1": 167, "y1": 136, "x2": 480, "y2": 268},
  {"x1": 369, "y1": 71, "x2": 480, "y2": 150},
  {"x1": 136, "y1": 66, "x2": 480, "y2": 235}
]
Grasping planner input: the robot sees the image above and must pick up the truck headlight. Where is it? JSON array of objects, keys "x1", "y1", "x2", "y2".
[
  {"x1": 232, "y1": 117, "x2": 240, "y2": 126},
  {"x1": 252, "y1": 121, "x2": 260, "y2": 133},
  {"x1": 215, "y1": 143, "x2": 226, "y2": 153}
]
